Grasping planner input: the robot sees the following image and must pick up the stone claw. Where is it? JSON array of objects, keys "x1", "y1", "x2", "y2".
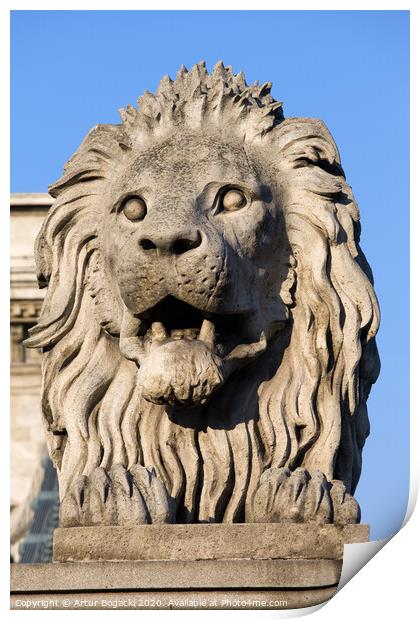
[
  {"x1": 330, "y1": 479, "x2": 361, "y2": 525},
  {"x1": 60, "y1": 464, "x2": 175, "y2": 527},
  {"x1": 248, "y1": 467, "x2": 360, "y2": 525}
]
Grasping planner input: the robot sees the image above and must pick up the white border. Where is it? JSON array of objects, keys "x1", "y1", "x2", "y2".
[{"x1": 2, "y1": 2, "x2": 417, "y2": 618}]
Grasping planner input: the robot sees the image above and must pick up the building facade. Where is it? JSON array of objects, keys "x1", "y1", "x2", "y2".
[{"x1": 10, "y1": 193, "x2": 58, "y2": 561}]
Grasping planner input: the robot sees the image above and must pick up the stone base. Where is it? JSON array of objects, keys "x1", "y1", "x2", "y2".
[
  {"x1": 10, "y1": 523, "x2": 368, "y2": 610},
  {"x1": 52, "y1": 522, "x2": 368, "y2": 562}
]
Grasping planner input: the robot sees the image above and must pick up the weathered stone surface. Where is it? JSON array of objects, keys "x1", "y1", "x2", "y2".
[
  {"x1": 25, "y1": 61, "x2": 380, "y2": 530},
  {"x1": 12, "y1": 523, "x2": 367, "y2": 609},
  {"x1": 11, "y1": 549, "x2": 346, "y2": 609},
  {"x1": 11, "y1": 587, "x2": 338, "y2": 610},
  {"x1": 12, "y1": 558, "x2": 342, "y2": 590},
  {"x1": 53, "y1": 523, "x2": 368, "y2": 562}
]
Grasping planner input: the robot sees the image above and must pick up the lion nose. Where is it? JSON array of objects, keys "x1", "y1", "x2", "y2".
[{"x1": 139, "y1": 229, "x2": 203, "y2": 256}]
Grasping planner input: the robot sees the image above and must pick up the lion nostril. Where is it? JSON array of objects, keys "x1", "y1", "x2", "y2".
[
  {"x1": 139, "y1": 238, "x2": 157, "y2": 251},
  {"x1": 139, "y1": 230, "x2": 202, "y2": 255},
  {"x1": 172, "y1": 230, "x2": 202, "y2": 255},
  {"x1": 172, "y1": 239, "x2": 193, "y2": 255}
]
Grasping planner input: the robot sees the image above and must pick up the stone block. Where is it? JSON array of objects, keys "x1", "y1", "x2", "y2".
[
  {"x1": 11, "y1": 524, "x2": 367, "y2": 610},
  {"x1": 53, "y1": 522, "x2": 368, "y2": 562}
]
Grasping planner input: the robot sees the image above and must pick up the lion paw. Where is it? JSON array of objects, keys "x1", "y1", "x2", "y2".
[
  {"x1": 329, "y1": 478, "x2": 361, "y2": 524},
  {"x1": 249, "y1": 467, "x2": 360, "y2": 525},
  {"x1": 60, "y1": 464, "x2": 175, "y2": 527}
]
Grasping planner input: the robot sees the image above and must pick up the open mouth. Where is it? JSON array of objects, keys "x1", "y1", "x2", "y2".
[
  {"x1": 120, "y1": 295, "x2": 269, "y2": 406},
  {"x1": 137, "y1": 295, "x2": 246, "y2": 357}
]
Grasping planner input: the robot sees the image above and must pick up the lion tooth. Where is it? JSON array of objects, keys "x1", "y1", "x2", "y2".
[
  {"x1": 120, "y1": 310, "x2": 145, "y2": 365},
  {"x1": 151, "y1": 322, "x2": 167, "y2": 342},
  {"x1": 121, "y1": 311, "x2": 142, "y2": 337},
  {"x1": 199, "y1": 319, "x2": 216, "y2": 347}
]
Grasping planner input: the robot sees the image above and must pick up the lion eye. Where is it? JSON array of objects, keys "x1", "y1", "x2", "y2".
[
  {"x1": 122, "y1": 196, "x2": 147, "y2": 221},
  {"x1": 221, "y1": 189, "x2": 246, "y2": 212}
]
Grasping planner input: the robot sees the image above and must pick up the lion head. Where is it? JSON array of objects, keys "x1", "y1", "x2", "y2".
[{"x1": 26, "y1": 61, "x2": 380, "y2": 525}]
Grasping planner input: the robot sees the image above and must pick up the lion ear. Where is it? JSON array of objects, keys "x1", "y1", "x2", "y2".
[
  {"x1": 49, "y1": 124, "x2": 131, "y2": 199},
  {"x1": 273, "y1": 117, "x2": 344, "y2": 175}
]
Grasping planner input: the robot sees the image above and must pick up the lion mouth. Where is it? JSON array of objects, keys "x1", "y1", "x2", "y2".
[
  {"x1": 137, "y1": 295, "x2": 245, "y2": 358},
  {"x1": 120, "y1": 295, "x2": 268, "y2": 407}
]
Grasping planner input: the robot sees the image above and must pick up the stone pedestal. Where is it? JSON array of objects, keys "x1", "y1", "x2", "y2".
[{"x1": 11, "y1": 524, "x2": 368, "y2": 610}]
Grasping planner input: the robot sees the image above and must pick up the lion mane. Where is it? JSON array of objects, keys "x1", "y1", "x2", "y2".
[{"x1": 26, "y1": 61, "x2": 380, "y2": 524}]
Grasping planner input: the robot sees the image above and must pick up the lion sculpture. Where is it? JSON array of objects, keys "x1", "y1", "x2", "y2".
[{"x1": 26, "y1": 61, "x2": 380, "y2": 528}]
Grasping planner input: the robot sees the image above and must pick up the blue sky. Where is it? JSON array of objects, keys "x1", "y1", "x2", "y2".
[{"x1": 11, "y1": 10, "x2": 409, "y2": 540}]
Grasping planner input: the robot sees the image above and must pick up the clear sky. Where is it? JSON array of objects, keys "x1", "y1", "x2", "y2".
[{"x1": 11, "y1": 10, "x2": 409, "y2": 540}]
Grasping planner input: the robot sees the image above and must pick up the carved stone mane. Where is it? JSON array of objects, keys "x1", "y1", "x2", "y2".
[{"x1": 26, "y1": 61, "x2": 380, "y2": 527}]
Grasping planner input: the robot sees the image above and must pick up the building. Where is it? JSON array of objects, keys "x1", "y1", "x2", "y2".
[{"x1": 10, "y1": 193, "x2": 58, "y2": 562}]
